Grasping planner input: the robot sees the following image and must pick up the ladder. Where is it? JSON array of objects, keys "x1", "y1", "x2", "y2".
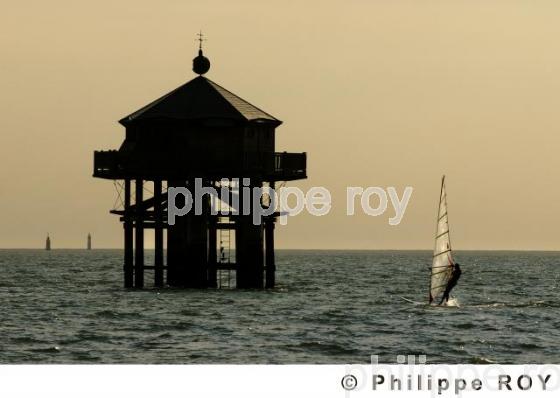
[
  {"x1": 218, "y1": 218, "x2": 232, "y2": 288},
  {"x1": 215, "y1": 179, "x2": 236, "y2": 289}
]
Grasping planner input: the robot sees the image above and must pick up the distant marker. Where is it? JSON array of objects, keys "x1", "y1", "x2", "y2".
[
  {"x1": 46, "y1": 234, "x2": 51, "y2": 251},
  {"x1": 87, "y1": 233, "x2": 92, "y2": 250}
]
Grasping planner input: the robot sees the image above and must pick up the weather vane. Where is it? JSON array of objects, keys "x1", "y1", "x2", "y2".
[
  {"x1": 196, "y1": 30, "x2": 206, "y2": 50},
  {"x1": 192, "y1": 30, "x2": 210, "y2": 75}
]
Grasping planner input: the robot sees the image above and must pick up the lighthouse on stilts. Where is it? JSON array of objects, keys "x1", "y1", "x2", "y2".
[{"x1": 93, "y1": 33, "x2": 307, "y2": 289}]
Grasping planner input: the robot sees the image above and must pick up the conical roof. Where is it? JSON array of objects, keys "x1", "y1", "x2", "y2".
[{"x1": 119, "y1": 76, "x2": 281, "y2": 126}]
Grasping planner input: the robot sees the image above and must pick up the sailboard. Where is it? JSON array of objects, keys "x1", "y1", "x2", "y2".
[{"x1": 429, "y1": 176, "x2": 457, "y2": 305}]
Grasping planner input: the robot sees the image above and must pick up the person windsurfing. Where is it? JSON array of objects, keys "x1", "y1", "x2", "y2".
[
  {"x1": 439, "y1": 262, "x2": 462, "y2": 305},
  {"x1": 429, "y1": 176, "x2": 464, "y2": 306}
]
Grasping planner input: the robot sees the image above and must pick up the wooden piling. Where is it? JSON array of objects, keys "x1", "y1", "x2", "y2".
[
  {"x1": 208, "y1": 193, "x2": 218, "y2": 288},
  {"x1": 236, "y1": 179, "x2": 265, "y2": 289},
  {"x1": 123, "y1": 179, "x2": 133, "y2": 288},
  {"x1": 265, "y1": 219, "x2": 275, "y2": 288},
  {"x1": 166, "y1": 180, "x2": 186, "y2": 287},
  {"x1": 183, "y1": 178, "x2": 210, "y2": 288},
  {"x1": 134, "y1": 179, "x2": 144, "y2": 288},
  {"x1": 154, "y1": 179, "x2": 164, "y2": 287}
]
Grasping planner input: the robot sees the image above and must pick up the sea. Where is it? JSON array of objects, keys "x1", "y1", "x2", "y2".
[{"x1": 0, "y1": 249, "x2": 558, "y2": 364}]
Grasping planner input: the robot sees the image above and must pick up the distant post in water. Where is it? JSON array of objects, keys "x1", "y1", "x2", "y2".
[
  {"x1": 87, "y1": 233, "x2": 92, "y2": 250},
  {"x1": 92, "y1": 36, "x2": 307, "y2": 289},
  {"x1": 45, "y1": 234, "x2": 51, "y2": 251}
]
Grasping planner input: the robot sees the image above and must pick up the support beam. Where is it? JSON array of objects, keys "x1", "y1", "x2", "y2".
[
  {"x1": 182, "y1": 178, "x2": 210, "y2": 288},
  {"x1": 236, "y1": 178, "x2": 265, "y2": 288},
  {"x1": 265, "y1": 219, "x2": 275, "y2": 288},
  {"x1": 208, "y1": 202, "x2": 217, "y2": 288},
  {"x1": 123, "y1": 179, "x2": 133, "y2": 288},
  {"x1": 134, "y1": 179, "x2": 144, "y2": 288},
  {"x1": 167, "y1": 180, "x2": 186, "y2": 287},
  {"x1": 154, "y1": 179, "x2": 164, "y2": 287}
]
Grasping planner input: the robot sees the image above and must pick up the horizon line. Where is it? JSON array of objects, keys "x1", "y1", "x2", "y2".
[{"x1": 1, "y1": 247, "x2": 560, "y2": 252}]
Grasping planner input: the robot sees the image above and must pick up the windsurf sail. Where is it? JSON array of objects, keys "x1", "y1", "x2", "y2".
[{"x1": 429, "y1": 176, "x2": 455, "y2": 304}]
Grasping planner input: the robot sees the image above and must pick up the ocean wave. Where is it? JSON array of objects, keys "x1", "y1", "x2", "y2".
[
  {"x1": 470, "y1": 356, "x2": 495, "y2": 364},
  {"x1": 30, "y1": 346, "x2": 62, "y2": 354},
  {"x1": 287, "y1": 340, "x2": 360, "y2": 356},
  {"x1": 467, "y1": 300, "x2": 556, "y2": 308}
]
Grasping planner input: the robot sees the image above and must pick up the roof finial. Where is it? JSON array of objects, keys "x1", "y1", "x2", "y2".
[
  {"x1": 197, "y1": 30, "x2": 205, "y2": 51},
  {"x1": 192, "y1": 30, "x2": 210, "y2": 75}
]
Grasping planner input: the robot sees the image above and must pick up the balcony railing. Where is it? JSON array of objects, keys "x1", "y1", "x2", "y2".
[
  {"x1": 94, "y1": 150, "x2": 306, "y2": 181},
  {"x1": 93, "y1": 150, "x2": 123, "y2": 178},
  {"x1": 271, "y1": 152, "x2": 307, "y2": 180}
]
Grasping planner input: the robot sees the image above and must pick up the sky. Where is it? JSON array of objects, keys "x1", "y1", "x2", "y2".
[{"x1": 1, "y1": 0, "x2": 560, "y2": 250}]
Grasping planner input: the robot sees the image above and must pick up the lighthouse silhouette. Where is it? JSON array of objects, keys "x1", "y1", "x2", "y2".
[{"x1": 93, "y1": 35, "x2": 307, "y2": 289}]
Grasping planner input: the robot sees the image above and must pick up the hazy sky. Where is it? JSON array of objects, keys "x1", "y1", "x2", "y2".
[{"x1": 2, "y1": 0, "x2": 560, "y2": 249}]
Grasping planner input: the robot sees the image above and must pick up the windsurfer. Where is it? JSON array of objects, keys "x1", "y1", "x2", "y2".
[{"x1": 439, "y1": 263, "x2": 462, "y2": 304}]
